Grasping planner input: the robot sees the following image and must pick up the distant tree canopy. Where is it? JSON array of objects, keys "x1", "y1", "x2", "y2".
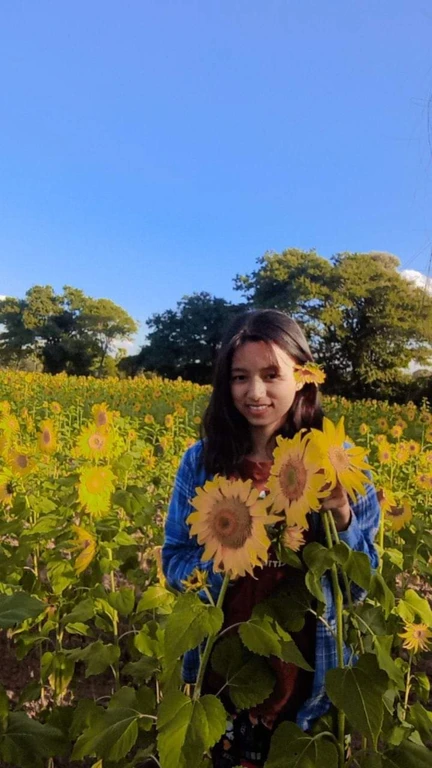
[
  {"x1": 0, "y1": 285, "x2": 138, "y2": 376},
  {"x1": 125, "y1": 292, "x2": 242, "y2": 383},
  {"x1": 235, "y1": 249, "x2": 432, "y2": 399}
]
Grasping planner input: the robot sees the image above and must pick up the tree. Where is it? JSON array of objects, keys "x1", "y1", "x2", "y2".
[
  {"x1": 0, "y1": 286, "x2": 138, "y2": 376},
  {"x1": 132, "y1": 292, "x2": 242, "y2": 383},
  {"x1": 235, "y1": 249, "x2": 432, "y2": 399}
]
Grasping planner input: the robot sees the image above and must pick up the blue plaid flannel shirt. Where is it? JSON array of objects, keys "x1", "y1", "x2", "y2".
[{"x1": 162, "y1": 440, "x2": 380, "y2": 732}]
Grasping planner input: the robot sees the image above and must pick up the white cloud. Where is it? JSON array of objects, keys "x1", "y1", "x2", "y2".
[{"x1": 400, "y1": 269, "x2": 432, "y2": 294}]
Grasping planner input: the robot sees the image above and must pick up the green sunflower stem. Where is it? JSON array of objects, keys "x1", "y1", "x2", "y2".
[
  {"x1": 193, "y1": 572, "x2": 231, "y2": 701},
  {"x1": 328, "y1": 512, "x2": 365, "y2": 655},
  {"x1": 402, "y1": 650, "x2": 413, "y2": 721},
  {"x1": 322, "y1": 510, "x2": 346, "y2": 766}
]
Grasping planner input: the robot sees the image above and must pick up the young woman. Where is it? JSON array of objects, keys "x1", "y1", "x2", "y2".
[{"x1": 162, "y1": 309, "x2": 380, "y2": 768}]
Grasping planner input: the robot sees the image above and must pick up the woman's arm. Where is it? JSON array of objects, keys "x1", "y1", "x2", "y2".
[{"x1": 162, "y1": 444, "x2": 224, "y2": 601}]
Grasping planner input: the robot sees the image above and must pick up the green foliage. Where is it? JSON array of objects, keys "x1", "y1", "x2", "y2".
[
  {"x1": 0, "y1": 284, "x2": 138, "y2": 376},
  {"x1": 0, "y1": 592, "x2": 45, "y2": 628},
  {"x1": 157, "y1": 691, "x2": 226, "y2": 768},
  {"x1": 264, "y1": 721, "x2": 339, "y2": 767}
]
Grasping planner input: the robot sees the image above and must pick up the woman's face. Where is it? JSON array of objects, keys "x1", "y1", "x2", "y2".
[{"x1": 230, "y1": 340, "x2": 302, "y2": 437}]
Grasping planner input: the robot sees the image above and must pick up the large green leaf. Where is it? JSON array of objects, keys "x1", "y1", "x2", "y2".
[
  {"x1": 72, "y1": 707, "x2": 140, "y2": 762},
  {"x1": 66, "y1": 640, "x2": 120, "y2": 677},
  {"x1": 373, "y1": 636, "x2": 404, "y2": 688},
  {"x1": 402, "y1": 589, "x2": 432, "y2": 625},
  {"x1": 107, "y1": 587, "x2": 135, "y2": 616},
  {"x1": 407, "y1": 701, "x2": 432, "y2": 744},
  {"x1": 345, "y1": 550, "x2": 372, "y2": 590},
  {"x1": 0, "y1": 711, "x2": 66, "y2": 767},
  {"x1": 211, "y1": 636, "x2": 275, "y2": 709},
  {"x1": 264, "y1": 721, "x2": 339, "y2": 767},
  {"x1": 382, "y1": 740, "x2": 432, "y2": 767},
  {"x1": 325, "y1": 662, "x2": 384, "y2": 748},
  {"x1": 0, "y1": 592, "x2": 45, "y2": 628},
  {"x1": 137, "y1": 585, "x2": 175, "y2": 613},
  {"x1": 164, "y1": 593, "x2": 223, "y2": 663},
  {"x1": 157, "y1": 691, "x2": 226, "y2": 768},
  {"x1": 239, "y1": 616, "x2": 312, "y2": 671}
]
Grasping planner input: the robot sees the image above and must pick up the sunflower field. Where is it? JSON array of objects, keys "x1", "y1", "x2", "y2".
[{"x1": 0, "y1": 370, "x2": 431, "y2": 768}]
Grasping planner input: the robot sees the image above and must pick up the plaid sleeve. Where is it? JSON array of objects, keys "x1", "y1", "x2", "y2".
[
  {"x1": 338, "y1": 475, "x2": 380, "y2": 602},
  {"x1": 162, "y1": 442, "x2": 224, "y2": 602}
]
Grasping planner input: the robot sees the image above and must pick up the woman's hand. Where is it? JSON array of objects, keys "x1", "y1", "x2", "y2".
[{"x1": 320, "y1": 481, "x2": 351, "y2": 532}]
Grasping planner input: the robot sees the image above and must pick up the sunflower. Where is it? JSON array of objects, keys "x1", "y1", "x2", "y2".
[
  {"x1": 282, "y1": 525, "x2": 306, "y2": 552},
  {"x1": 378, "y1": 443, "x2": 392, "y2": 465},
  {"x1": 78, "y1": 466, "x2": 116, "y2": 517},
  {"x1": 390, "y1": 425, "x2": 403, "y2": 439},
  {"x1": 187, "y1": 475, "x2": 280, "y2": 578},
  {"x1": 425, "y1": 427, "x2": 432, "y2": 444},
  {"x1": 385, "y1": 498, "x2": 412, "y2": 532},
  {"x1": 359, "y1": 423, "x2": 370, "y2": 436},
  {"x1": 394, "y1": 442, "x2": 409, "y2": 465},
  {"x1": 75, "y1": 425, "x2": 114, "y2": 460},
  {"x1": 91, "y1": 403, "x2": 112, "y2": 429},
  {"x1": 7, "y1": 448, "x2": 35, "y2": 477},
  {"x1": 144, "y1": 414, "x2": 155, "y2": 425},
  {"x1": 406, "y1": 440, "x2": 420, "y2": 457},
  {"x1": 71, "y1": 525, "x2": 97, "y2": 575},
  {"x1": 0, "y1": 414, "x2": 20, "y2": 435},
  {"x1": 399, "y1": 622, "x2": 432, "y2": 654},
  {"x1": 0, "y1": 473, "x2": 15, "y2": 507},
  {"x1": 50, "y1": 401, "x2": 62, "y2": 415},
  {"x1": 38, "y1": 419, "x2": 57, "y2": 454},
  {"x1": 377, "y1": 487, "x2": 396, "y2": 515},
  {"x1": 377, "y1": 417, "x2": 388, "y2": 431},
  {"x1": 266, "y1": 432, "x2": 325, "y2": 527},
  {"x1": 181, "y1": 568, "x2": 209, "y2": 592},
  {"x1": 416, "y1": 473, "x2": 432, "y2": 492},
  {"x1": 293, "y1": 362, "x2": 326, "y2": 386},
  {"x1": 165, "y1": 414, "x2": 174, "y2": 428},
  {"x1": 309, "y1": 417, "x2": 371, "y2": 501}
]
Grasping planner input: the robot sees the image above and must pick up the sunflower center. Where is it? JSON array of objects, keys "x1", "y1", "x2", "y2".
[
  {"x1": 86, "y1": 471, "x2": 107, "y2": 494},
  {"x1": 97, "y1": 413, "x2": 108, "y2": 427},
  {"x1": 209, "y1": 499, "x2": 252, "y2": 549},
  {"x1": 279, "y1": 458, "x2": 307, "y2": 501},
  {"x1": 328, "y1": 446, "x2": 350, "y2": 472},
  {"x1": 16, "y1": 455, "x2": 28, "y2": 469},
  {"x1": 42, "y1": 429, "x2": 51, "y2": 444},
  {"x1": 89, "y1": 434, "x2": 105, "y2": 450}
]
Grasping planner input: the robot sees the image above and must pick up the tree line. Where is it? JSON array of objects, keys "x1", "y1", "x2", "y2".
[{"x1": 1, "y1": 249, "x2": 431, "y2": 402}]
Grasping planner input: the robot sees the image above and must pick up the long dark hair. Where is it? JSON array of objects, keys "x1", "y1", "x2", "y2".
[{"x1": 201, "y1": 309, "x2": 324, "y2": 475}]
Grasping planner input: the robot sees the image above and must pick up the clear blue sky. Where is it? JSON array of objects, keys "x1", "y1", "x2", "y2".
[{"x1": 1, "y1": 1, "x2": 431, "y2": 348}]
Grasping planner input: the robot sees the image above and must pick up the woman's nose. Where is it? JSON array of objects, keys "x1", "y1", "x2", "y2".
[{"x1": 248, "y1": 377, "x2": 266, "y2": 400}]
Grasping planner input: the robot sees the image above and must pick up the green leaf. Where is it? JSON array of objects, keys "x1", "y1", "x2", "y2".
[
  {"x1": 345, "y1": 550, "x2": 372, "y2": 590},
  {"x1": 164, "y1": 593, "x2": 223, "y2": 663},
  {"x1": 383, "y1": 740, "x2": 432, "y2": 767},
  {"x1": 211, "y1": 636, "x2": 275, "y2": 709},
  {"x1": 0, "y1": 592, "x2": 45, "y2": 628},
  {"x1": 384, "y1": 549, "x2": 404, "y2": 570},
  {"x1": 305, "y1": 571, "x2": 325, "y2": 603},
  {"x1": 107, "y1": 587, "x2": 135, "y2": 616},
  {"x1": 0, "y1": 686, "x2": 9, "y2": 727},
  {"x1": 48, "y1": 652, "x2": 75, "y2": 696},
  {"x1": 135, "y1": 621, "x2": 164, "y2": 659},
  {"x1": 369, "y1": 573, "x2": 395, "y2": 617},
  {"x1": 72, "y1": 707, "x2": 139, "y2": 762},
  {"x1": 303, "y1": 542, "x2": 334, "y2": 577},
  {"x1": 373, "y1": 636, "x2": 405, "y2": 688},
  {"x1": 66, "y1": 640, "x2": 120, "y2": 677},
  {"x1": 62, "y1": 596, "x2": 95, "y2": 625},
  {"x1": 264, "y1": 721, "x2": 339, "y2": 767},
  {"x1": 412, "y1": 672, "x2": 430, "y2": 704},
  {"x1": 325, "y1": 662, "x2": 384, "y2": 748},
  {"x1": 0, "y1": 711, "x2": 66, "y2": 766},
  {"x1": 123, "y1": 657, "x2": 160, "y2": 683},
  {"x1": 402, "y1": 589, "x2": 432, "y2": 625},
  {"x1": 65, "y1": 621, "x2": 94, "y2": 636},
  {"x1": 407, "y1": 701, "x2": 432, "y2": 744},
  {"x1": 157, "y1": 691, "x2": 226, "y2": 768},
  {"x1": 137, "y1": 585, "x2": 175, "y2": 613},
  {"x1": 239, "y1": 616, "x2": 312, "y2": 671},
  {"x1": 239, "y1": 616, "x2": 281, "y2": 657}
]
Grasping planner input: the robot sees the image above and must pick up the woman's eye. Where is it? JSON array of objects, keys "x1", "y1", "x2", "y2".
[{"x1": 231, "y1": 375, "x2": 246, "y2": 382}]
